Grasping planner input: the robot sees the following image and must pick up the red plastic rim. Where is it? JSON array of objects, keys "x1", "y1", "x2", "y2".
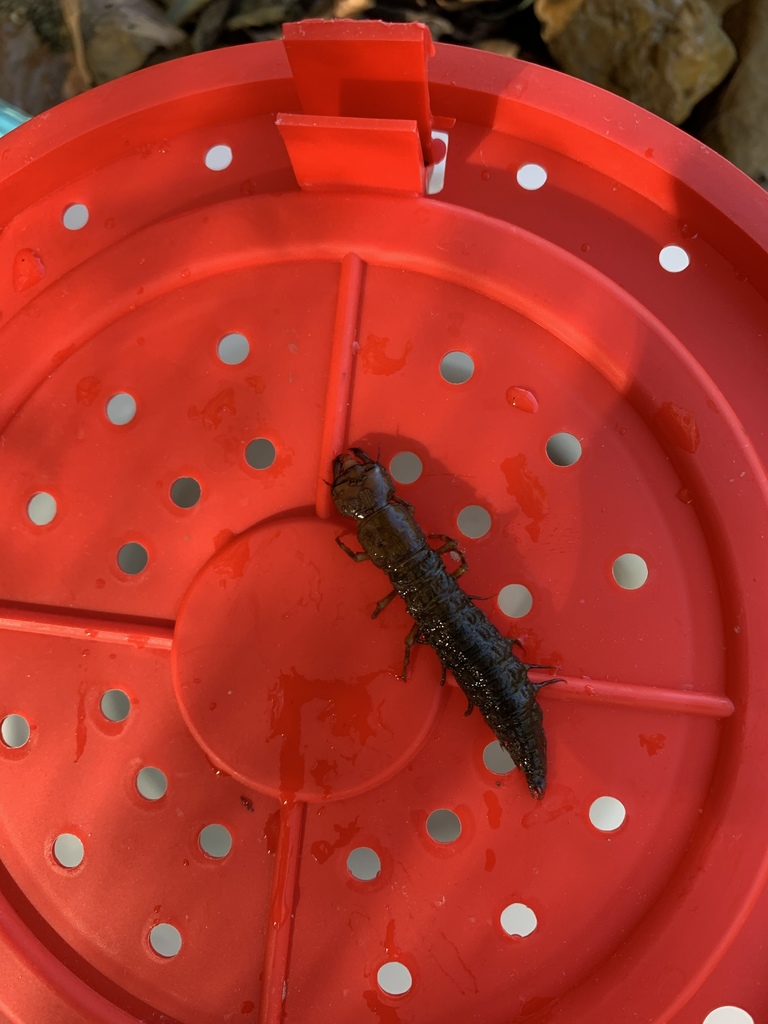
[{"x1": 0, "y1": 29, "x2": 767, "y2": 1024}]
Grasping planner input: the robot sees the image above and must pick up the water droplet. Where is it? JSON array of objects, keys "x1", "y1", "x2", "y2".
[
  {"x1": 13, "y1": 249, "x2": 45, "y2": 291},
  {"x1": 580, "y1": 242, "x2": 590, "y2": 253},
  {"x1": 505, "y1": 386, "x2": 539, "y2": 413},
  {"x1": 656, "y1": 402, "x2": 700, "y2": 453},
  {"x1": 481, "y1": 169, "x2": 491, "y2": 181}
]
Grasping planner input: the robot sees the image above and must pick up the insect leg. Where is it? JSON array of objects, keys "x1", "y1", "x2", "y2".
[
  {"x1": 335, "y1": 535, "x2": 369, "y2": 562},
  {"x1": 463, "y1": 698, "x2": 474, "y2": 717},
  {"x1": 401, "y1": 622, "x2": 425, "y2": 681},
  {"x1": 372, "y1": 590, "x2": 397, "y2": 619},
  {"x1": 429, "y1": 534, "x2": 468, "y2": 573},
  {"x1": 439, "y1": 663, "x2": 447, "y2": 686}
]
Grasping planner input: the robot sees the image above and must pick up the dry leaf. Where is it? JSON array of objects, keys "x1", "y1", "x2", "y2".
[
  {"x1": 166, "y1": 0, "x2": 217, "y2": 24},
  {"x1": 226, "y1": 5, "x2": 288, "y2": 29},
  {"x1": 332, "y1": 0, "x2": 374, "y2": 17},
  {"x1": 191, "y1": 0, "x2": 230, "y2": 49},
  {"x1": 77, "y1": 0, "x2": 186, "y2": 83},
  {"x1": 475, "y1": 37, "x2": 520, "y2": 56},
  {"x1": 60, "y1": 0, "x2": 93, "y2": 88},
  {"x1": 0, "y1": 16, "x2": 71, "y2": 114}
]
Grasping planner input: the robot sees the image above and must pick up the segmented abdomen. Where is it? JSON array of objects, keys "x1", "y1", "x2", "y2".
[{"x1": 359, "y1": 502, "x2": 547, "y2": 797}]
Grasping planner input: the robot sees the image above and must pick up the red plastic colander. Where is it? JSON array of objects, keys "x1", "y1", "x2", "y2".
[{"x1": 0, "y1": 19, "x2": 767, "y2": 1024}]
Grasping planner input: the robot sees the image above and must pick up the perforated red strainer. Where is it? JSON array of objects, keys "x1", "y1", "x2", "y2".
[{"x1": 1, "y1": 19, "x2": 767, "y2": 1024}]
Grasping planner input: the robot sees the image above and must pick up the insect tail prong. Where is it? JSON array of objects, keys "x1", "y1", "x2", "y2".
[{"x1": 534, "y1": 677, "x2": 563, "y2": 691}]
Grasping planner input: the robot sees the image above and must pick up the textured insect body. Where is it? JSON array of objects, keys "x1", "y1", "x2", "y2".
[{"x1": 331, "y1": 448, "x2": 554, "y2": 800}]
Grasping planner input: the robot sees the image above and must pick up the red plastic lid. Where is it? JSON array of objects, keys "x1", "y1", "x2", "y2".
[{"x1": 0, "y1": 19, "x2": 767, "y2": 1024}]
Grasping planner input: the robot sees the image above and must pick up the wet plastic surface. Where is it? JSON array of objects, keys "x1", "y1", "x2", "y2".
[{"x1": 0, "y1": 19, "x2": 767, "y2": 1024}]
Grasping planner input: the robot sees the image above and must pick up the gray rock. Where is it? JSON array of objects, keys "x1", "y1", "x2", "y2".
[
  {"x1": 701, "y1": 1, "x2": 768, "y2": 183},
  {"x1": 534, "y1": 0, "x2": 737, "y2": 124}
]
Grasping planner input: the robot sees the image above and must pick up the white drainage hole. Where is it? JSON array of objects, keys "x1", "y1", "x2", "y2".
[
  {"x1": 589, "y1": 796, "x2": 626, "y2": 832},
  {"x1": 457, "y1": 505, "x2": 491, "y2": 539},
  {"x1": 347, "y1": 847, "x2": 381, "y2": 881},
  {"x1": 426, "y1": 129, "x2": 449, "y2": 195},
  {"x1": 1, "y1": 714, "x2": 30, "y2": 748},
  {"x1": 546, "y1": 432, "x2": 582, "y2": 466},
  {"x1": 217, "y1": 332, "x2": 249, "y2": 365},
  {"x1": 199, "y1": 824, "x2": 233, "y2": 859},
  {"x1": 106, "y1": 393, "x2": 137, "y2": 426},
  {"x1": 62, "y1": 203, "x2": 89, "y2": 230},
  {"x1": 117, "y1": 542, "x2": 148, "y2": 575},
  {"x1": 483, "y1": 741, "x2": 517, "y2": 775},
  {"x1": 136, "y1": 767, "x2": 167, "y2": 801},
  {"x1": 439, "y1": 351, "x2": 474, "y2": 384},
  {"x1": 703, "y1": 1010, "x2": 754, "y2": 1024},
  {"x1": 27, "y1": 492, "x2": 57, "y2": 526},
  {"x1": 245, "y1": 438, "x2": 276, "y2": 470},
  {"x1": 389, "y1": 451, "x2": 423, "y2": 484},
  {"x1": 204, "y1": 144, "x2": 232, "y2": 171},
  {"x1": 426, "y1": 809, "x2": 461, "y2": 844},
  {"x1": 659, "y1": 244, "x2": 690, "y2": 273},
  {"x1": 497, "y1": 584, "x2": 533, "y2": 617},
  {"x1": 100, "y1": 689, "x2": 131, "y2": 722},
  {"x1": 377, "y1": 962, "x2": 412, "y2": 996},
  {"x1": 612, "y1": 553, "x2": 649, "y2": 590},
  {"x1": 170, "y1": 477, "x2": 201, "y2": 508},
  {"x1": 53, "y1": 833, "x2": 84, "y2": 868},
  {"x1": 149, "y1": 923, "x2": 182, "y2": 958},
  {"x1": 516, "y1": 164, "x2": 547, "y2": 190},
  {"x1": 500, "y1": 902, "x2": 537, "y2": 937}
]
